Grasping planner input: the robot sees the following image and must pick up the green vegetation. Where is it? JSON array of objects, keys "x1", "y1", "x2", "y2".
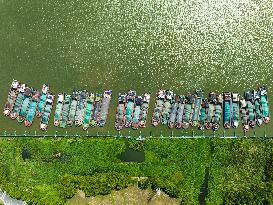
[
  {"x1": 0, "y1": 138, "x2": 273, "y2": 204},
  {"x1": 0, "y1": 1, "x2": 272, "y2": 204},
  {"x1": 207, "y1": 139, "x2": 273, "y2": 204}
]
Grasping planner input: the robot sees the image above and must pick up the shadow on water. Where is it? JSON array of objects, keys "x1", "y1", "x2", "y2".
[
  {"x1": 118, "y1": 139, "x2": 145, "y2": 162},
  {"x1": 199, "y1": 167, "x2": 209, "y2": 205}
]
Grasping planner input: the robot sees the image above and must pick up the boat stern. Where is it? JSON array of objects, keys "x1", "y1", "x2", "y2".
[
  {"x1": 3, "y1": 109, "x2": 10, "y2": 116},
  {"x1": 40, "y1": 123, "x2": 48, "y2": 131}
]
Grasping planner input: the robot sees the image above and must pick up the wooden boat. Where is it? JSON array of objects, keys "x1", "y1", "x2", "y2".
[
  {"x1": 53, "y1": 93, "x2": 64, "y2": 127},
  {"x1": 231, "y1": 93, "x2": 240, "y2": 128},
  {"x1": 3, "y1": 80, "x2": 20, "y2": 116},
  {"x1": 212, "y1": 94, "x2": 223, "y2": 131},
  {"x1": 240, "y1": 98, "x2": 249, "y2": 133},
  {"x1": 151, "y1": 90, "x2": 165, "y2": 126},
  {"x1": 191, "y1": 90, "x2": 204, "y2": 127},
  {"x1": 139, "y1": 93, "x2": 150, "y2": 128},
  {"x1": 36, "y1": 84, "x2": 49, "y2": 117},
  {"x1": 25, "y1": 90, "x2": 41, "y2": 126},
  {"x1": 40, "y1": 94, "x2": 55, "y2": 131},
  {"x1": 223, "y1": 92, "x2": 232, "y2": 129},
  {"x1": 10, "y1": 84, "x2": 26, "y2": 120},
  {"x1": 97, "y1": 90, "x2": 112, "y2": 127}
]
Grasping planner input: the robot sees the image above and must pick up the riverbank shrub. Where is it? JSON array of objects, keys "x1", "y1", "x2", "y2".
[{"x1": 0, "y1": 138, "x2": 273, "y2": 204}]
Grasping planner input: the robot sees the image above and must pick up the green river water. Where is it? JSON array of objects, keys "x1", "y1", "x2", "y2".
[{"x1": 0, "y1": 0, "x2": 272, "y2": 137}]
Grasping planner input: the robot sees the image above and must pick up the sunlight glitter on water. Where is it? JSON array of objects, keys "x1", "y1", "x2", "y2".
[{"x1": 35, "y1": 0, "x2": 273, "y2": 92}]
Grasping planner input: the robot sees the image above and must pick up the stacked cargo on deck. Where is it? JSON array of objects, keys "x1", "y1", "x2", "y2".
[
  {"x1": 115, "y1": 90, "x2": 151, "y2": 130},
  {"x1": 3, "y1": 80, "x2": 270, "y2": 133},
  {"x1": 3, "y1": 80, "x2": 112, "y2": 131},
  {"x1": 55, "y1": 90, "x2": 112, "y2": 130},
  {"x1": 150, "y1": 88, "x2": 270, "y2": 132},
  {"x1": 3, "y1": 80, "x2": 54, "y2": 131}
]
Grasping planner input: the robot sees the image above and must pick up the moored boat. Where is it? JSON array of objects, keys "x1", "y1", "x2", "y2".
[
  {"x1": 17, "y1": 86, "x2": 33, "y2": 123},
  {"x1": 40, "y1": 94, "x2": 55, "y2": 131},
  {"x1": 3, "y1": 80, "x2": 20, "y2": 116},
  {"x1": 161, "y1": 90, "x2": 174, "y2": 125},
  {"x1": 90, "y1": 93, "x2": 102, "y2": 127},
  {"x1": 115, "y1": 93, "x2": 126, "y2": 131},
  {"x1": 25, "y1": 90, "x2": 41, "y2": 126},
  {"x1": 240, "y1": 98, "x2": 249, "y2": 132},
  {"x1": 223, "y1": 92, "x2": 232, "y2": 129},
  {"x1": 54, "y1": 93, "x2": 65, "y2": 127},
  {"x1": 124, "y1": 90, "x2": 136, "y2": 128},
  {"x1": 97, "y1": 90, "x2": 112, "y2": 127},
  {"x1": 175, "y1": 95, "x2": 185, "y2": 129},
  {"x1": 231, "y1": 93, "x2": 240, "y2": 128},
  {"x1": 75, "y1": 90, "x2": 88, "y2": 126},
  {"x1": 182, "y1": 93, "x2": 195, "y2": 129},
  {"x1": 259, "y1": 86, "x2": 270, "y2": 123},
  {"x1": 36, "y1": 84, "x2": 49, "y2": 117},
  {"x1": 206, "y1": 92, "x2": 217, "y2": 129},
  {"x1": 253, "y1": 90, "x2": 263, "y2": 126},
  {"x1": 152, "y1": 90, "x2": 165, "y2": 126},
  {"x1": 191, "y1": 90, "x2": 204, "y2": 127},
  {"x1": 67, "y1": 90, "x2": 80, "y2": 127},
  {"x1": 139, "y1": 93, "x2": 150, "y2": 128},
  {"x1": 83, "y1": 93, "x2": 94, "y2": 130},
  {"x1": 10, "y1": 84, "x2": 26, "y2": 120},
  {"x1": 212, "y1": 94, "x2": 223, "y2": 131},
  {"x1": 245, "y1": 90, "x2": 256, "y2": 128},
  {"x1": 60, "y1": 94, "x2": 71, "y2": 128},
  {"x1": 168, "y1": 95, "x2": 180, "y2": 128},
  {"x1": 132, "y1": 96, "x2": 142, "y2": 130},
  {"x1": 198, "y1": 98, "x2": 209, "y2": 130}
]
